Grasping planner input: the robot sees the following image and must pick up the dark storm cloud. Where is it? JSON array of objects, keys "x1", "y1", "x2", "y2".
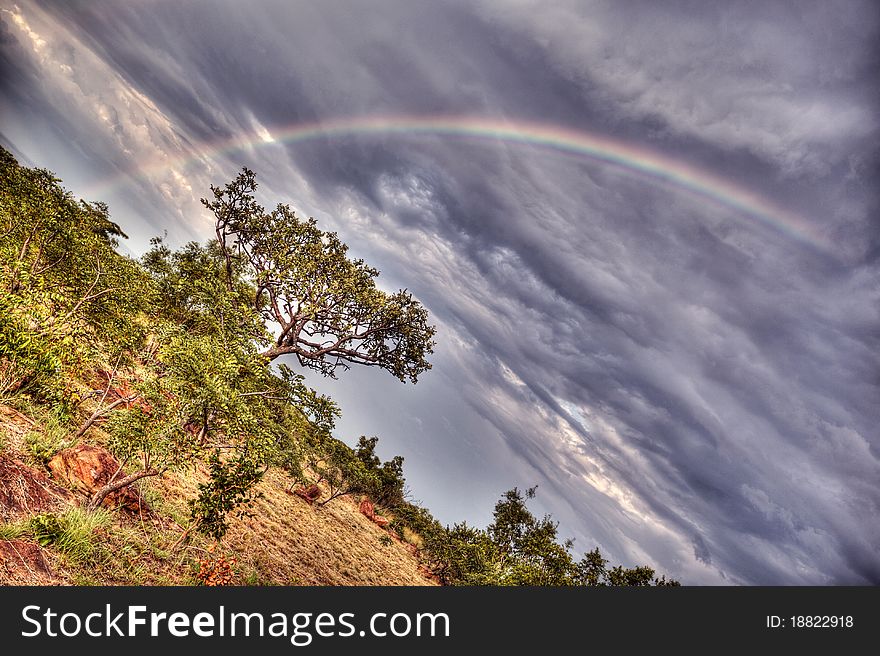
[{"x1": 4, "y1": 0, "x2": 879, "y2": 583}]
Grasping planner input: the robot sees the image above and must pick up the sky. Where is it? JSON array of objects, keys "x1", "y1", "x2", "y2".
[{"x1": 1, "y1": 0, "x2": 878, "y2": 585}]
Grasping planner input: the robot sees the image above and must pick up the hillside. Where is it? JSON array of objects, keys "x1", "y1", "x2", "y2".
[{"x1": 1, "y1": 403, "x2": 433, "y2": 586}]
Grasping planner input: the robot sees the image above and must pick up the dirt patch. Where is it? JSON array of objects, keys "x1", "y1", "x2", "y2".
[
  {"x1": 220, "y1": 469, "x2": 437, "y2": 586},
  {"x1": 0, "y1": 540, "x2": 59, "y2": 585},
  {"x1": 0, "y1": 454, "x2": 74, "y2": 522}
]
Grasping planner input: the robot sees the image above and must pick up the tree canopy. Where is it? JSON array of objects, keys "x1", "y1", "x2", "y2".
[
  {"x1": 394, "y1": 486, "x2": 680, "y2": 587},
  {"x1": 203, "y1": 169, "x2": 436, "y2": 383}
]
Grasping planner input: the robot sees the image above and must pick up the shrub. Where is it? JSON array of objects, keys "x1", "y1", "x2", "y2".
[
  {"x1": 354, "y1": 436, "x2": 406, "y2": 508},
  {"x1": 0, "y1": 297, "x2": 63, "y2": 401},
  {"x1": 189, "y1": 451, "x2": 265, "y2": 541}
]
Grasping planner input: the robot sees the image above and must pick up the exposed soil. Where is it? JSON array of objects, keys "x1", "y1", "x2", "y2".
[
  {"x1": 0, "y1": 454, "x2": 75, "y2": 522},
  {"x1": 0, "y1": 539, "x2": 59, "y2": 585}
]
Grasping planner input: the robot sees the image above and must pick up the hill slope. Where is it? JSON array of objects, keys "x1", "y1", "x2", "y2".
[{"x1": 0, "y1": 403, "x2": 434, "y2": 586}]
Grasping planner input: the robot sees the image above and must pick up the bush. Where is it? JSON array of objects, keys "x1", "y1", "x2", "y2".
[
  {"x1": 189, "y1": 451, "x2": 265, "y2": 541},
  {"x1": 0, "y1": 297, "x2": 63, "y2": 401},
  {"x1": 354, "y1": 436, "x2": 406, "y2": 508}
]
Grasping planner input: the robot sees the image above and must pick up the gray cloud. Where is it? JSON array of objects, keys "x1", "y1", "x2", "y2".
[{"x1": 2, "y1": 0, "x2": 878, "y2": 584}]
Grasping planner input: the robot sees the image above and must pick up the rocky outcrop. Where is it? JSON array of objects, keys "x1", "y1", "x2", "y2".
[
  {"x1": 0, "y1": 454, "x2": 74, "y2": 522},
  {"x1": 359, "y1": 498, "x2": 375, "y2": 519},
  {"x1": 47, "y1": 444, "x2": 146, "y2": 512},
  {"x1": 359, "y1": 498, "x2": 390, "y2": 528},
  {"x1": 292, "y1": 484, "x2": 322, "y2": 504}
]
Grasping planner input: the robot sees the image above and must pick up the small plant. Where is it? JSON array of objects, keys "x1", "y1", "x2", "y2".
[
  {"x1": 378, "y1": 534, "x2": 394, "y2": 547},
  {"x1": 30, "y1": 513, "x2": 65, "y2": 546},
  {"x1": 189, "y1": 451, "x2": 265, "y2": 541}
]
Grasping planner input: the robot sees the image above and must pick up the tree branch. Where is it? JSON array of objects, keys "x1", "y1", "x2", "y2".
[
  {"x1": 75, "y1": 395, "x2": 139, "y2": 438},
  {"x1": 88, "y1": 467, "x2": 161, "y2": 510}
]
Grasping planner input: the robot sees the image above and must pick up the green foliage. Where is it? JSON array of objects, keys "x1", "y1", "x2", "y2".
[
  {"x1": 203, "y1": 168, "x2": 436, "y2": 383},
  {"x1": 302, "y1": 434, "x2": 380, "y2": 506},
  {"x1": 142, "y1": 237, "x2": 266, "y2": 346},
  {"x1": 30, "y1": 512, "x2": 64, "y2": 546},
  {"x1": 290, "y1": 433, "x2": 406, "y2": 508},
  {"x1": 423, "y1": 522, "x2": 499, "y2": 586},
  {"x1": 136, "y1": 234, "x2": 342, "y2": 529},
  {"x1": 189, "y1": 451, "x2": 265, "y2": 541},
  {"x1": 0, "y1": 299, "x2": 56, "y2": 398},
  {"x1": 353, "y1": 436, "x2": 406, "y2": 508},
  {"x1": 487, "y1": 486, "x2": 577, "y2": 585},
  {"x1": 0, "y1": 146, "x2": 149, "y2": 405}
]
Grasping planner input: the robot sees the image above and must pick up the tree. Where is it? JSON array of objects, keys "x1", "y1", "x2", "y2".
[
  {"x1": 488, "y1": 486, "x2": 577, "y2": 585},
  {"x1": 353, "y1": 435, "x2": 406, "y2": 508},
  {"x1": 293, "y1": 432, "x2": 378, "y2": 506},
  {"x1": 393, "y1": 486, "x2": 680, "y2": 586},
  {"x1": 202, "y1": 169, "x2": 436, "y2": 383}
]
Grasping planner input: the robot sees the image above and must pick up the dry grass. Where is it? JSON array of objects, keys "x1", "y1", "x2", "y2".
[
  {"x1": 1, "y1": 402, "x2": 435, "y2": 587},
  {"x1": 152, "y1": 467, "x2": 435, "y2": 586},
  {"x1": 0, "y1": 403, "x2": 35, "y2": 454}
]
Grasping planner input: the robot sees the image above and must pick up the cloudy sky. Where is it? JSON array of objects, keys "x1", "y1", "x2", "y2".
[{"x1": 2, "y1": 0, "x2": 879, "y2": 584}]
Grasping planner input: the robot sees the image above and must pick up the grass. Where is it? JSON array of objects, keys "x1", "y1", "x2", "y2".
[
  {"x1": 29, "y1": 508, "x2": 111, "y2": 565},
  {"x1": 217, "y1": 468, "x2": 435, "y2": 586},
  {"x1": 0, "y1": 519, "x2": 28, "y2": 541},
  {"x1": 23, "y1": 411, "x2": 74, "y2": 466},
  {"x1": 401, "y1": 525, "x2": 424, "y2": 550}
]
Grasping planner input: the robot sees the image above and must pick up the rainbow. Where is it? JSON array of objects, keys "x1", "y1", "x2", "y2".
[{"x1": 90, "y1": 115, "x2": 831, "y2": 253}]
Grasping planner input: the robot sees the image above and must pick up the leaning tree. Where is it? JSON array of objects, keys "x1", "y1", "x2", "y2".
[{"x1": 202, "y1": 169, "x2": 436, "y2": 384}]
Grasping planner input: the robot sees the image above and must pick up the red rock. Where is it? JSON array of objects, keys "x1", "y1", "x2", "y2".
[
  {"x1": 372, "y1": 515, "x2": 390, "y2": 529},
  {"x1": 0, "y1": 540, "x2": 57, "y2": 585},
  {"x1": 359, "y1": 499, "x2": 375, "y2": 519},
  {"x1": 0, "y1": 454, "x2": 74, "y2": 522},
  {"x1": 294, "y1": 484, "x2": 321, "y2": 504},
  {"x1": 47, "y1": 444, "x2": 145, "y2": 512}
]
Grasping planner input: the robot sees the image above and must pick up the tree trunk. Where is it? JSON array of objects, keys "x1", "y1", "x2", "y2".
[{"x1": 88, "y1": 468, "x2": 159, "y2": 510}]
